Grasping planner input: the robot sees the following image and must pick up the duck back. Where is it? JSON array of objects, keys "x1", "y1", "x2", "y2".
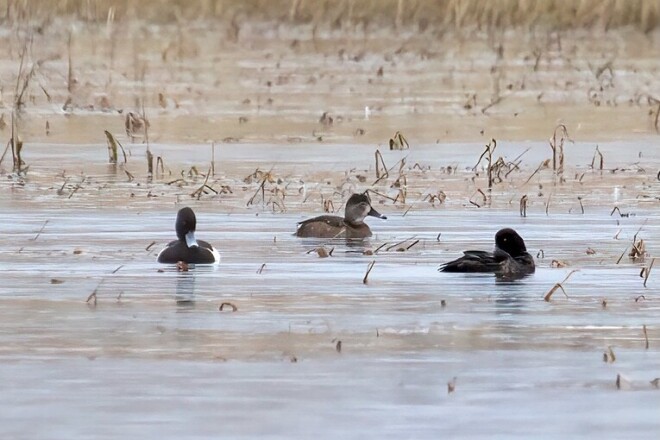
[{"x1": 295, "y1": 215, "x2": 372, "y2": 238}]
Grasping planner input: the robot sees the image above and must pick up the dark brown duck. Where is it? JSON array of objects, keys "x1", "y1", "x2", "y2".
[{"x1": 295, "y1": 193, "x2": 387, "y2": 239}]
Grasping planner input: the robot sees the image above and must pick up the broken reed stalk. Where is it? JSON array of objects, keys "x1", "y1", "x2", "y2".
[
  {"x1": 14, "y1": 36, "x2": 40, "y2": 112},
  {"x1": 247, "y1": 178, "x2": 267, "y2": 206},
  {"x1": 2, "y1": 34, "x2": 25, "y2": 172},
  {"x1": 146, "y1": 149, "x2": 154, "y2": 179},
  {"x1": 388, "y1": 131, "x2": 410, "y2": 150},
  {"x1": 385, "y1": 236, "x2": 415, "y2": 252},
  {"x1": 86, "y1": 280, "x2": 103, "y2": 306},
  {"x1": 374, "y1": 149, "x2": 388, "y2": 180},
  {"x1": 142, "y1": 102, "x2": 153, "y2": 179},
  {"x1": 591, "y1": 145, "x2": 604, "y2": 170},
  {"x1": 219, "y1": 302, "x2": 238, "y2": 312},
  {"x1": 549, "y1": 124, "x2": 571, "y2": 175},
  {"x1": 10, "y1": 111, "x2": 25, "y2": 173},
  {"x1": 474, "y1": 138, "x2": 497, "y2": 192},
  {"x1": 156, "y1": 156, "x2": 165, "y2": 176},
  {"x1": 373, "y1": 242, "x2": 390, "y2": 254},
  {"x1": 447, "y1": 377, "x2": 457, "y2": 394},
  {"x1": 643, "y1": 325, "x2": 649, "y2": 349},
  {"x1": 603, "y1": 345, "x2": 616, "y2": 363},
  {"x1": 520, "y1": 194, "x2": 528, "y2": 217},
  {"x1": 406, "y1": 240, "x2": 420, "y2": 250},
  {"x1": 211, "y1": 141, "x2": 216, "y2": 176},
  {"x1": 642, "y1": 258, "x2": 655, "y2": 287},
  {"x1": 615, "y1": 246, "x2": 629, "y2": 264},
  {"x1": 67, "y1": 30, "x2": 74, "y2": 94},
  {"x1": 363, "y1": 260, "x2": 376, "y2": 284},
  {"x1": 191, "y1": 167, "x2": 217, "y2": 200},
  {"x1": 544, "y1": 270, "x2": 579, "y2": 301},
  {"x1": 104, "y1": 130, "x2": 127, "y2": 164},
  {"x1": 31, "y1": 220, "x2": 48, "y2": 241}
]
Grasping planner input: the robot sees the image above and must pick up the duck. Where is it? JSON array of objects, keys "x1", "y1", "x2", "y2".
[
  {"x1": 157, "y1": 207, "x2": 220, "y2": 264},
  {"x1": 439, "y1": 228, "x2": 534, "y2": 275},
  {"x1": 295, "y1": 192, "x2": 387, "y2": 238}
]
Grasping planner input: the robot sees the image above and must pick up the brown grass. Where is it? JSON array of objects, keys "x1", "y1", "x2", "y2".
[{"x1": 4, "y1": 0, "x2": 660, "y2": 31}]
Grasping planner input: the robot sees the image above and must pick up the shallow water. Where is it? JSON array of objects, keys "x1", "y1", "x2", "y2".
[
  {"x1": 1, "y1": 19, "x2": 660, "y2": 439},
  {"x1": 2, "y1": 140, "x2": 660, "y2": 438}
]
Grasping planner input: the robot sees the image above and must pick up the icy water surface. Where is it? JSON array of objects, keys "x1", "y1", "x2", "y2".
[
  {"x1": 1, "y1": 16, "x2": 660, "y2": 438},
  {"x1": 1, "y1": 140, "x2": 660, "y2": 438}
]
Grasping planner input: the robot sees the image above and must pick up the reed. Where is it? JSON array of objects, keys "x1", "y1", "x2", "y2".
[
  {"x1": 5, "y1": 1, "x2": 660, "y2": 32},
  {"x1": 544, "y1": 269, "x2": 578, "y2": 301}
]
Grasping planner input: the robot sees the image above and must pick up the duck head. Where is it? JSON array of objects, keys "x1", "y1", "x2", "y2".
[
  {"x1": 175, "y1": 207, "x2": 199, "y2": 248},
  {"x1": 344, "y1": 193, "x2": 387, "y2": 225},
  {"x1": 495, "y1": 228, "x2": 527, "y2": 257}
]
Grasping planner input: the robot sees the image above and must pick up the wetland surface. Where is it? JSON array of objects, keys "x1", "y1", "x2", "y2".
[{"x1": 1, "y1": 19, "x2": 659, "y2": 439}]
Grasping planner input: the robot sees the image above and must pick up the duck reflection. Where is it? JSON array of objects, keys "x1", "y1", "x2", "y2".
[{"x1": 175, "y1": 270, "x2": 197, "y2": 306}]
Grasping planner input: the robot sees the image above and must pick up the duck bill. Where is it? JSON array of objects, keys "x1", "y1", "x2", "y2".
[
  {"x1": 185, "y1": 231, "x2": 199, "y2": 248},
  {"x1": 367, "y1": 207, "x2": 387, "y2": 220}
]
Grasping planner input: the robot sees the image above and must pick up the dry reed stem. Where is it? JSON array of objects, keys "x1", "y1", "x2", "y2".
[
  {"x1": 373, "y1": 242, "x2": 390, "y2": 254},
  {"x1": 524, "y1": 159, "x2": 550, "y2": 185},
  {"x1": 388, "y1": 131, "x2": 409, "y2": 150},
  {"x1": 104, "y1": 130, "x2": 127, "y2": 164},
  {"x1": 363, "y1": 260, "x2": 376, "y2": 284},
  {"x1": 86, "y1": 281, "x2": 103, "y2": 305},
  {"x1": 67, "y1": 31, "x2": 74, "y2": 94},
  {"x1": 211, "y1": 142, "x2": 216, "y2": 176},
  {"x1": 219, "y1": 302, "x2": 238, "y2": 312},
  {"x1": 591, "y1": 146, "x2": 604, "y2": 170},
  {"x1": 367, "y1": 189, "x2": 398, "y2": 203},
  {"x1": 603, "y1": 346, "x2": 616, "y2": 363},
  {"x1": 642, "y1": 258, "x2": 655, "y2": 287},
  {"x1": 385, "y1": 236, "x2": 415, "y2": 252},
  {"x1": 474, "y1": 138, "x2": 497, "y2": 191},
  {"x1": 544, "y1": 270, "x2": 578, "y2": 301},
  {"x1": 191, "y1": 168, "x2": 216, "y2": 199},
  {"x1": 643, "y1": 325, "x2": 649, "y2": 349},
  {"x1": 406, "y1": 240, "x2": 420, "y2": 250},
  {"x1": 374, "y1": 149, "x2": 388, "y2": 180},
  {"x1": 447, "y1": 377, "x2": 457, "y2": 394},
  {"x1": 10, "y1": 112, "x2": 26, "y2": 173},
  {"x1": 519, "y1": 194, "x2": 528, "y2": 217},
  {"x1": 156, "y1": 156, "x2": 165, "y2": 176},
  {"x1": 31, "y1": 220, "x2": 48, "y2": 241},
  {"x1": 549, "y1": 124, "x2": 572, "y2": 174},
  {"x1": 615, "y1": 246, "x2": 628, "y2": 264},
  {"x1": 7, "y1": 1, "x2": 660, "y2": 31}
]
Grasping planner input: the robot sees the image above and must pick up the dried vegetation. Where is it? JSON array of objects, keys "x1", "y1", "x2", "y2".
[{"x1": 6, "y1": 1, "x2": 660, "y2": 31}]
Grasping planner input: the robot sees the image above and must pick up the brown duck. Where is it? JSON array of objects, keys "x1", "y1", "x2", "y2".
[{"x1": 295, "y1": 193, "x2": 387, "y2": 238}]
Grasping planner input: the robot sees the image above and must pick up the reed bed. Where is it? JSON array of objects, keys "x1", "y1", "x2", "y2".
[{"x1": 3, "y1": 0, "x2": 660, "y2": 31}]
